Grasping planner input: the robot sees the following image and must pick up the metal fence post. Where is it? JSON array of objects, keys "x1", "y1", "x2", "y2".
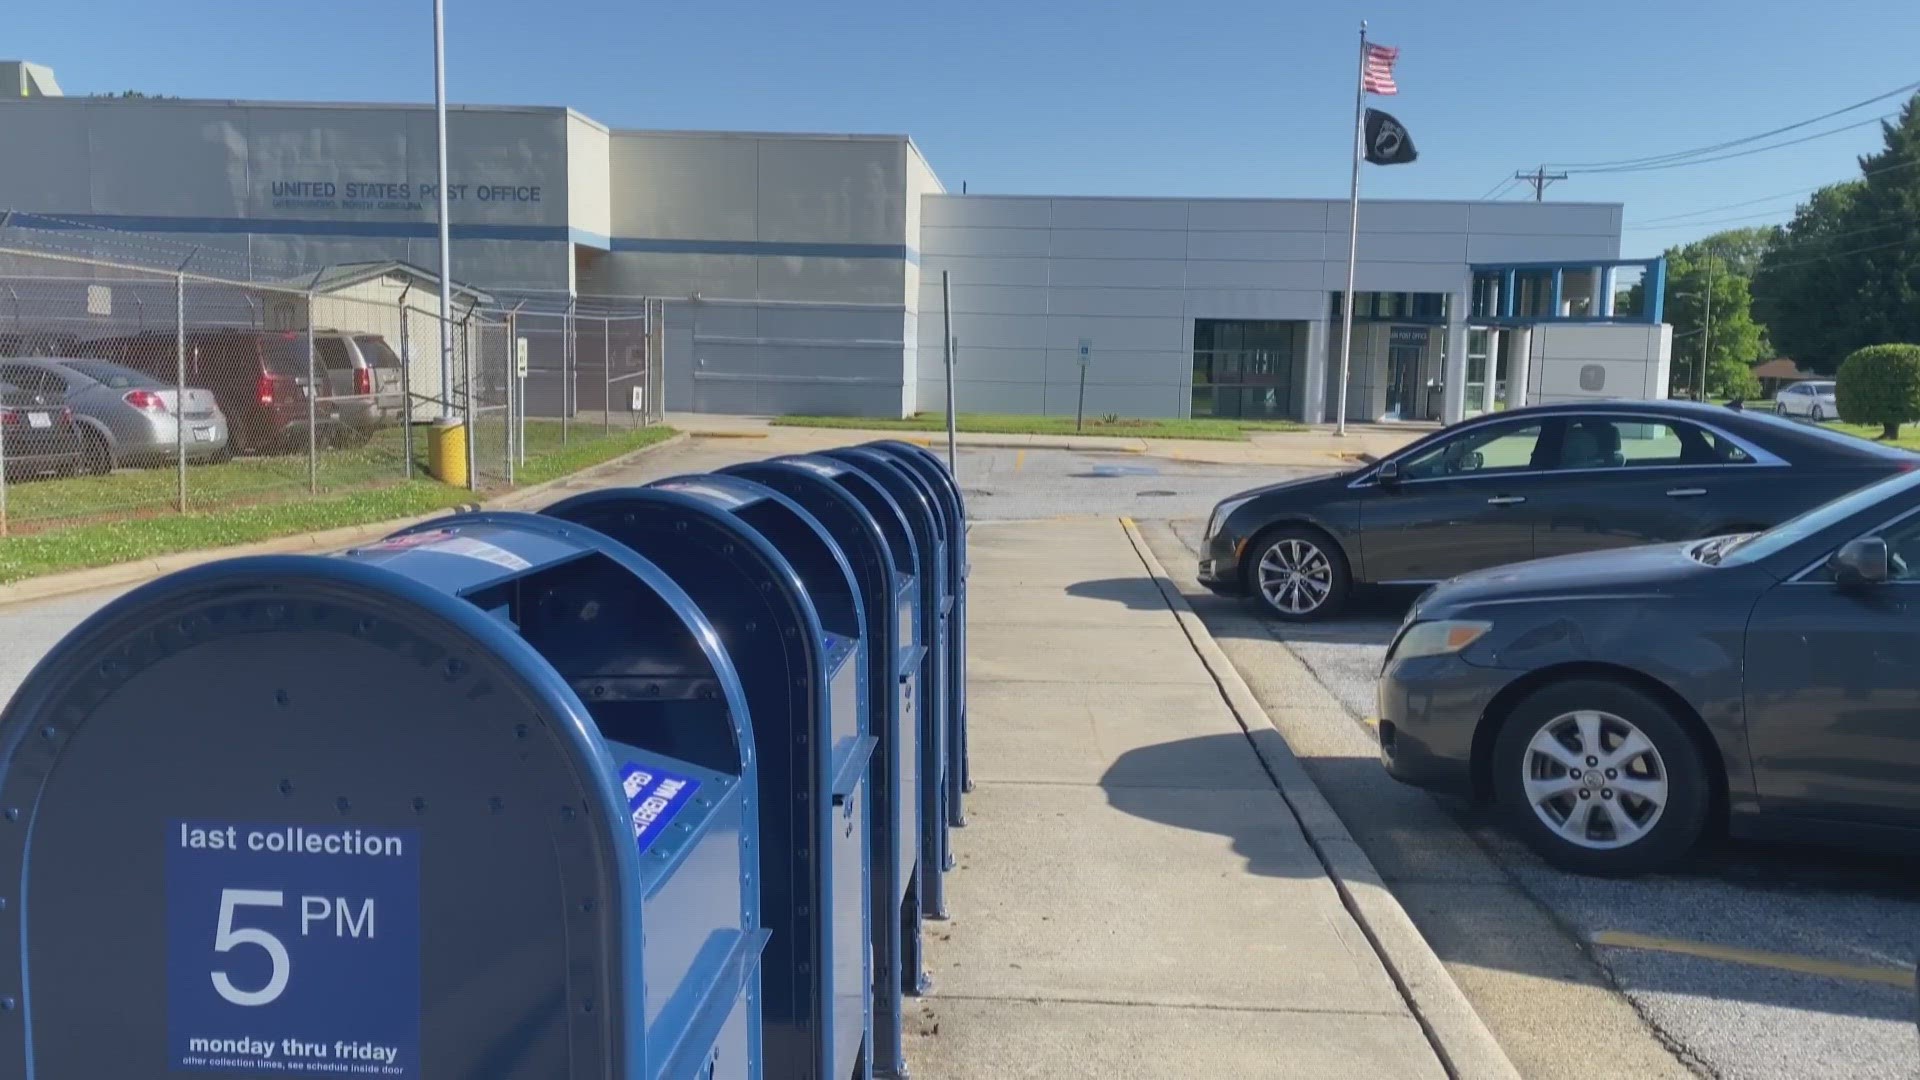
[
  {"x1": 175, "y1": 271, "x2": 188, "y2": 512},
  {"x1": 397, "y1": 286, "x2": 414, "y2": 481},
  {"x1": 602, "y1": 314, "x2": 612, "y2": 436},
  {"x1": 504, "y1": 311, "x2": 516, "y2": 486},
  {"x1": 562, "y1": 295, "x2": 575, "y2": 445},
  {"x1": 0, "y1": 352, "x2": 8, "y2": 537},
  {"x1": 306, "y1": 289, "x2": 319, "y2": 496},
  {"x1": 461, "y1": 316, "x2": 477, "y2": 492}
]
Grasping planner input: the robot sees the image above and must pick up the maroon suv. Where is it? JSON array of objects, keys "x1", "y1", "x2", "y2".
[{"x1": 76, "y1": 330, "x2": 339, "y2": 454}]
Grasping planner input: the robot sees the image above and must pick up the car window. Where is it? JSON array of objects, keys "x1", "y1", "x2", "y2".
[
  {"x1": 315, "y1": 339, "x2": 352, "y2": 372},
  {"x1": 262, "y1": 336, "x2": 312, "y2": 376},
  {"x1": 1552, "y1": 417, "x2": 1745, "y2": 469},
  {"x1": 0, "y1": 365, "x2": 67, "y2": 398},
  {"x1": 355, "y1": 337, "x2": 402, "y2": 368},
  {"x1": 1398, "y1": 421, "x2": 1545, "y2": 479},
  {"x1": 59, "y1": 359, "x2": 155, "y2": 389}
]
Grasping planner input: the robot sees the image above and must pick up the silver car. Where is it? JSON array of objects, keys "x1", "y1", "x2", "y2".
[
  {"x1": 0, "y1": 357, "x2": 229, "y2": 473},
  {"x1": 1773, "y1": 379, "x2": 1837, "y2": 421}
]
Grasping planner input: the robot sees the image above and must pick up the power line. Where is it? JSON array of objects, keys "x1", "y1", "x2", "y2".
[
  {"x1": 1477, "y1": 176, "x2": 1518, "y2": 200},
  {"x1": 1757, "y1": 234, "x2": 1916, "y2": 273},
  {"x1": 1622, "y1": 155, "x2": 1920, "y2": 227},
  {"x1": 1570, "y1": 112, "x2": 1893, "y2": 175},
  {"x1": 1545, "y1": 79, "x2": 1920, "y2": 170}
]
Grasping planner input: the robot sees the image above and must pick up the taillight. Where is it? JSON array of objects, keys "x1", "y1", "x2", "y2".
[
  {"x1": 61, "y1": 406, "x2": 74, "y2": 424},
  {"x1": 354, "y1": 367, "x2": 372, "y2": 397},
  {"x1": 124, "y1": 389, "x2": 170, "y2": 413},
  {"x1": 0, "y1": 408, "x2": 16, "y2": 426},
  {"x1": 257, "y1": 372, "x2": 276, "y2": 405}
]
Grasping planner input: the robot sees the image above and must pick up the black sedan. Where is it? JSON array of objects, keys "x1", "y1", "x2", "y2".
[
  {"x1": 1198, "y1": 400, "x2": 1914, "y2": 621},
  {"x1": 1379, "y1": 466, "x2": 1920, "y2": 875}
]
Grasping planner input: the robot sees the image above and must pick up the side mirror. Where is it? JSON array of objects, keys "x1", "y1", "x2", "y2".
[
  {"x1": 1376, "y1": 459, "x2": 1401, "y2": 485},
  {"x1": 1829, "y1": 537, "x2": 1890, "y2": 587}
]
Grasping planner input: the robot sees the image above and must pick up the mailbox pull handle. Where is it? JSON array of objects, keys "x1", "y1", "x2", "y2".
[{"x1": 830, "y1": 735, "x2": 880, "y2": 808}]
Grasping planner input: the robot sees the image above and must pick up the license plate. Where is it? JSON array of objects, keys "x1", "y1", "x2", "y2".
[
  {"x1": 193, "y1": 426, "x2": 215, "y2": 442},
  {"x1": 26, "y1": 412, "x2": 50, "y2": 429}
]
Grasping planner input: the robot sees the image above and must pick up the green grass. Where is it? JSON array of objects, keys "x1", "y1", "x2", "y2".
[
  {"x1": 1826, "y1": 421, "x2": 1920, "y2": 451},
  {"x1": 772, "y1": 412, "x2": 1307, "y2": 441},
  {"x1": 0, "y1": 420, "x2": 677, "y2": 584}
]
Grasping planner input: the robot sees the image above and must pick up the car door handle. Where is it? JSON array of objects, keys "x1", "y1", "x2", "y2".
[
  {"x1": 1666, "y1": 488, "x2": 1708, "y2": 498},
  {"x1": 1486, "y1": 495, "x2": 1527, "y2": 506}
]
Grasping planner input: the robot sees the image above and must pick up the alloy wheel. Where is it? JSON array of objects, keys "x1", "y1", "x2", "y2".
[
  {"x1": 1521, "y1": 709, "x2": 1668, "y2": 851},
  {"x1": 1256, "y1": 538, "x2": 1333, "y2": 616}
]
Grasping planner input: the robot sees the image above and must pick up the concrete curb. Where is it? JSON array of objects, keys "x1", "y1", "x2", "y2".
[
  {"x1": 1119, "y1": 517, "x2": 1522, "y2": 1080},
  {"x1": 757, "y1": 427, "x2": 1150, "y2": 454},
  {"x1": 0, "y1": 430, "x2": 690, "y2": 611}
]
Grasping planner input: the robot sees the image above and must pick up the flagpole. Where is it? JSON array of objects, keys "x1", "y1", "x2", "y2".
[{"x1": 1335, "y1": 21, "x2": 1368, "y2": 437}]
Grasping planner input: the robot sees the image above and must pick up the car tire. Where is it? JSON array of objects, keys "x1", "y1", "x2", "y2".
[
  {"x1": 1244, "y1": 526, "x2": 1350, "y2": 622},
  {"x1": 1491, "y1": 679, "x2": 1710, "y2": 876},
  {"x1": 1773, "y1": 403, "x2": 1786, "y2": 416},
  {"x1": 1810, "y1": 405, "x2": 1825, "y2": 422},
  {"x1": 78, "y1": 429, "x2": 112, "y2": 476}
]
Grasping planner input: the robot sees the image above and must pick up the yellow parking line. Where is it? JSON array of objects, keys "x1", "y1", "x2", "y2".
[
  {"x1": 1592, "y1": 931, "x2": 1917, "y2": 989},
  {"x1": 1014, "y1": 449, "x2": 1026, "y2": 472},
  {"x1": 1362, "y1": 716, "x2": 1380, "y2": 727}
]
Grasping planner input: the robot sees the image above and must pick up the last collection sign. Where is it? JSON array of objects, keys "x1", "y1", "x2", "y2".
[{"x1": 166, "y1": 821, "x2": 422, "y2": 1076}]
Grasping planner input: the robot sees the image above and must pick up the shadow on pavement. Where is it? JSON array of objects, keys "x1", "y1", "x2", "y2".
[{"x1": 1106, "y1": 733, "x2": 1920, "y2": 1024}]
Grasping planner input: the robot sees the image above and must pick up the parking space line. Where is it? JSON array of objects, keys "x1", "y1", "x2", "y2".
[
  {"x1": 1014, "y1": 449, "x2": 1025, "y2": 472},
  {"x1": 1592, "y1": 931, "x2": 1917, "y2": 989}
]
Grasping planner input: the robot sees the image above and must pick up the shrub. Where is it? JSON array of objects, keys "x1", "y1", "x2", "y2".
[{"x1": 1835, "y1": 344, "x2": 1920, "y2": 440}]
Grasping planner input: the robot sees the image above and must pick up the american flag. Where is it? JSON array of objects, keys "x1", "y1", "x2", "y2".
[{"x1": 1362, "y1": 43, "x2": 1400, "y2": 95}]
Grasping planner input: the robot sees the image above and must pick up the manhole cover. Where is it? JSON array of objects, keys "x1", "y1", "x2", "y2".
[{"x1": 1138, "y1": 490, "x2": 1176, "y2": 497}]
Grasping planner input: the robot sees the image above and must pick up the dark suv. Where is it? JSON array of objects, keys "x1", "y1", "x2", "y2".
[{"x1": 75, "y1": 330, "x2": 337, "y2": 454}]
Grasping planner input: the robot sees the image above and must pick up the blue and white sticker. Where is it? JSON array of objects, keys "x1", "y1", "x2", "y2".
[
  {"x1": 166, "y1": 822, "x2": 421, "y2": 1077},
  {"x1": 621, "y1": 764, "x2": 701, "y2": 854}
]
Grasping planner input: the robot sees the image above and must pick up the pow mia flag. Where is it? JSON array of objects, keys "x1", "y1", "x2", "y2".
[{"x1": 1363, "y1": 109, "x2": 1418, "y2": 166}]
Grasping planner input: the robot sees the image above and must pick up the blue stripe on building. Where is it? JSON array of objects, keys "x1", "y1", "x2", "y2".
[{"x1": 3, "y1": 211, "x2": 915, "y2": 262}]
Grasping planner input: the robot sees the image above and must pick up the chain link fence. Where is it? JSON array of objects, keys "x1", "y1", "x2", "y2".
[{"x1": 0, "y1": 243, "x2": 668, "y2": 537}]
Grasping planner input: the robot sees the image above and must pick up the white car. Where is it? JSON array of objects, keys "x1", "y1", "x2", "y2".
[{"x1": 1774, "y1": 379, "x2": 1837, "y2": 421}]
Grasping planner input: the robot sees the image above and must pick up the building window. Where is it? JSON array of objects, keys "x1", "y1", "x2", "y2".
[
  {"x1": 1193, "y1": 319, "x2": 1305, "y2": 420},
  {"x1": 1328, "y1": 292, "x2": 1449, "y2": 324}
]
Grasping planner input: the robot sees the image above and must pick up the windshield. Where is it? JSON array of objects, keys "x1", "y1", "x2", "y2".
[
  {"x1": 1714, "y1": 468, "x2": 1920, "y2": 566},
  {"x1": 355, "y1": 336, "x2": 403, "y2": 368}
]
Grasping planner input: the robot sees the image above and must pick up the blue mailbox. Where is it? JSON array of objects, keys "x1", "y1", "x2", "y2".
[
  {"x1": 861, "y1": 443, "x2": 972, "y2": 810},
  {"x1": 0, "y1": 512, "x2": 766, "y2": 1080},
  {"x1": 819, "y1": 448, "x2": 956, "y2": 880},
  {"x1": 721, "y1": 457, "x2": 926, "y2": 1079},
  {"x1": 543, "y1": 477, "x2": 876, "y2": 1080},
  {"x1": 768, "y1": 455, "x2": 949, "y2": 928}
]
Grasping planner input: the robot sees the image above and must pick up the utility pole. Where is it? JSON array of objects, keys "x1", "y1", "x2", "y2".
[
  {"x1": 1698, "y1": 253, "x2": 1716, "y2": 402},
  {"x1": 1514, "y1": 165, "x2": 1568, "y2": 202}
]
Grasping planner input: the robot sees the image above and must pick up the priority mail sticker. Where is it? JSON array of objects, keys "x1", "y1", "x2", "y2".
[
  {"x1": 620, "y1": 764, "x2": 700, "y2": 855},
  {"x1": 356, "y1": 529, "x2": 532, "y2": 571}
]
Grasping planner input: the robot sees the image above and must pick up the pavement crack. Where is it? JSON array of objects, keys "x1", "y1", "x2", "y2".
[{"x1": 923, "y1": 992, "x2": 1412, "y2": 1019}]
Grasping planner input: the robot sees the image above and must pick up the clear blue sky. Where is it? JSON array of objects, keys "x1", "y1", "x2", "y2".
[{"x1": 16, "y1": 0, "x2": 1920, "y2": 255}]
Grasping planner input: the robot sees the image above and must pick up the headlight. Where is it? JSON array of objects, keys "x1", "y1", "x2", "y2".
[
  {"x1": 1389, "y1": 619, "x2": 1491, "y2": 662},
  {"x1": 1205, "y1": 495, "x2": 1255, "y2": 540}
]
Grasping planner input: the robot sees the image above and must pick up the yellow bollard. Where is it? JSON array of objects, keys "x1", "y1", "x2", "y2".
[{"x1": 427, "y1": 418, "x2": 467, "y2": 487}]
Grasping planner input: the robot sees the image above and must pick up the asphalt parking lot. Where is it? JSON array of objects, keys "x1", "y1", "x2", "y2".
[
  {"x1": 1162, "y1": 515, "x2": 1920, "y2": 1080},
  {"x1": 2, "y1": 438, "x2": 1915, "y2": 1079}
]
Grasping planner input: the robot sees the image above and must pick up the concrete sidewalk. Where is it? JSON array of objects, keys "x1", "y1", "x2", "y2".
[
  {"x1": 905, "y1": 517, "x2": 1503, "y2": 1079},
  {"x1": 665, "y1": 412, "x2": 1423, "y2": 468}
]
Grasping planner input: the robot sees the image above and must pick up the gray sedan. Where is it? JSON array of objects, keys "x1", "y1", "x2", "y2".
[
  {"x1": 1379, "y1": 467, "x2": 1920, "y2": 875},
  {"x1": 0, "y1": 357, "x2": 229, "y2": 473}
]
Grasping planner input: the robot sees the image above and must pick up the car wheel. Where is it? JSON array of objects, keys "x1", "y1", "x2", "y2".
[
  {"x1": 1245, "y1": 527, "x2": 1350, "y2": 621},
  {"x1": 1492, "y1": 679, "x2": 1709, "y2": 876},
  {"x1": 1773, "y1": 402, "x2": 1786, "y2": 416},
  {"x1": 1810, "y1": 404, "x2": 1825, "y2": 422},
  {"x1": 78, "y1": 429, "x2": 112, "y2": 476}
]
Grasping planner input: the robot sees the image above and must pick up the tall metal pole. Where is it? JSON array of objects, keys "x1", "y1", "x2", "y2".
[
  {"x1": 306, "y1": 293, "x2": 319, "y2": 495},
  {"x1": 432, "y1": 0, "x2": 455, "y2": 419},
  {"x1": 603, "y1": 315, "x2": 612, "y2": 435},
  {"x1": 1334, "y1": 22, "x2": 1368, "y2": 437},
  {"x1": 941, "y1": 271, "x2": 957, "y2": 472},
  {"x1": 1699, "y1": 253, "x2": 1716, "y2": 402},
  {"x1": 175, "y1": 272, "x2": 188, "y2": 512}
]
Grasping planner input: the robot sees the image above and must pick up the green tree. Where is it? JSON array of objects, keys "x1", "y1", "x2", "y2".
[
  {"x1": 1754, "y1": 94, "x2": 1920, "y2": 371},
  {"x1": 1835, "y1": 343, "x2": 1920, "y2": 439},
  {"x1": 1660, "y1": 238, "x2": 1768, "y2": 398}
]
